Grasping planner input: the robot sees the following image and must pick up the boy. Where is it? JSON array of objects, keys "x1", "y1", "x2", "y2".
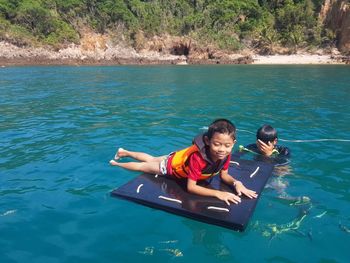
[
  {"x1": 234, "y1": 124, "x2": 293, "y2": 198},
  {"x1": 110, "y1": 119, "x2": 257, "y2": 205},
  {"x1": 238, "y1": 124, "x2": 290, "y2": 165}
]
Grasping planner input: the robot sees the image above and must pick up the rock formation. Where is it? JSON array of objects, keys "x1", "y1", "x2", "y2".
[{"x1": 320, "y1": 0, "x2": 350, "y2": 53}]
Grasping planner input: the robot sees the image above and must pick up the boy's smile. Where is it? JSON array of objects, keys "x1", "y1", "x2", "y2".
[{"x1": 205, "y1": 132, "x2": 235, "y2": 162}]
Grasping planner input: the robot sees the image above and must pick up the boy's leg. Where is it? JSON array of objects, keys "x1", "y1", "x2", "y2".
[
  {"x1": 110, "y1": 160, "x2": 160, "y2": 174},
  {"x1": 115, "y1": 148, "x2": 160, "y2": 162}
]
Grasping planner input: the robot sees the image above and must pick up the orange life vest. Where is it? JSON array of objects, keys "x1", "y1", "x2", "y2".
[{"x1": 171, "y1": 134, "x2": 228, "y2": 180}]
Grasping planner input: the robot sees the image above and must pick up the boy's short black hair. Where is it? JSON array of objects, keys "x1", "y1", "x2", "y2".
[
  {"x1": 207, "y1": 119, "x2": 236, "y2": 140},
  {"x1": 256, "y1": 124, "x2": 277, "y2": 143}
]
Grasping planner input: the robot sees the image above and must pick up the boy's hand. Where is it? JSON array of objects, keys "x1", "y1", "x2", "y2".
[
  {"x1": 257, "y1": 139, "x2": 274, "y2": 156},
  {"x1": 234, "y1": 181, "x2": 258, "y2": 199},
  {"x1": 216, "y1": 191, "x2": 241, "y2": 205}
]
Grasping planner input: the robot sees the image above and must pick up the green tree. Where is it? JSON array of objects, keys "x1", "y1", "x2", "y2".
[
  {"x1": 44, "y1": 19, "x2": 79, "y2": 47},
  {"x1": 275, "y1": 0, "x2": 318, "y2": 48},
  {"x1": 0, "y1": 0, "x2": 17, "y2": 20},
  {"x1": 96, "y1": 0, "x2": 137, "y2": 32},
  {"x1": 15, "y1": 0, "x2": 54, "y2": 36},
  {"x1": 0, "y1": 0, "x2": 334, "y2": 52}
]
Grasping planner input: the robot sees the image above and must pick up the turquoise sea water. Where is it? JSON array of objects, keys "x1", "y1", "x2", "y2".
[{"x1": 1, "y1": 65, "x2": 350, "y2": 262}]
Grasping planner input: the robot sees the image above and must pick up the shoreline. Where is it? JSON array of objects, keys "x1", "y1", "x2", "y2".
[
  {"x1": 1, "y1": 53, "x2": 348, "y2": 67},
  {"x1": 0, "y1": 42, "x2": 348, "y2": 66}
]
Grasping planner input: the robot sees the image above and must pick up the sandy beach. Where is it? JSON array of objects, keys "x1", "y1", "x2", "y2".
[{"x1": 252, "y1": 54, "x2": 346, "y2": 64}]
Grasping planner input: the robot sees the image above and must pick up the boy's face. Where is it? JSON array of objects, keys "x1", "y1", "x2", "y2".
[{"x1": 205, "y1": 132, "x2": 236, "y2": 162}]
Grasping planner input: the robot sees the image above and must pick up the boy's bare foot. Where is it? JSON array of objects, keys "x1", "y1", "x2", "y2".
[
  {"x1": 114, "y1": 148, "x2": 127, "y2": 160},
  {"x1": 109, "y1": 160, "x2": 119, "y2": 166}
]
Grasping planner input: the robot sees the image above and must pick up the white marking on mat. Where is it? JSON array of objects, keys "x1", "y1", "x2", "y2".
[
  {"x1": 136, "y1": 184, "x2": 143, "y2": 193},
  {"x1": 207, "y1": 206, "x2": 229, "y2": 212},
  {"x1": 155, "y1": 174, "x2": 159, "y2": 178},
  {"x1": 158, "y1": 196, "x2": 182, "y2": 204},
  {"x1": 250, "y1": 166, "x2": 260, "y2": 178},
  {"x1": 230, "y1": 161, "x2": 240, "y2": 165}
]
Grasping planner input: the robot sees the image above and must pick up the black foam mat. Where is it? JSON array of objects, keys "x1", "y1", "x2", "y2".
[{"x1": 111, "y1": 158, "x2": 274, "y2": 231}]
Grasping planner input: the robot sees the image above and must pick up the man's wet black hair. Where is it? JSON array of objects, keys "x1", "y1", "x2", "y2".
[
  {"x1": 207, "y1": 119, "x2": 236, "y2": 140},
  {"x1": 256, "y1": 125, "x2": 277, "y2": 143}
]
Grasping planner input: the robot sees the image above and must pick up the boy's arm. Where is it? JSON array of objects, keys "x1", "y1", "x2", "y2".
[
  {"x1": 186, "y1": 178, "x2": 241, "y2": 205},
  {"x1": 220, "y1": 169, "x2": 258, "y2": 199}
]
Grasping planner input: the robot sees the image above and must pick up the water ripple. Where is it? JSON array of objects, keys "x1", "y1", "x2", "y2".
[{"x1": 1, "y1": 65, "x2": 350, "y2": 262}]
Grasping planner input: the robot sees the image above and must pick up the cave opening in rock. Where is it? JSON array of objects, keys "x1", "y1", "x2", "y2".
[{"x1": 171, "y1": 44, "x2": 190, "y2": 56}]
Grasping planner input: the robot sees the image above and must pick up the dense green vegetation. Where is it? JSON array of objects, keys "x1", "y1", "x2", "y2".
[{"x1": 0, "y1": 0, "x2": 335, "y2": 53}]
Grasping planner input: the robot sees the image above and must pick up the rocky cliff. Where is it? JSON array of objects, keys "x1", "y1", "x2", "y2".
[
  {"x1": 320, "y1": 0, "x2": 350, "y2": 53},
  {"x1": 0, "y1": 31, "x2": 253, "y2": 65}
]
